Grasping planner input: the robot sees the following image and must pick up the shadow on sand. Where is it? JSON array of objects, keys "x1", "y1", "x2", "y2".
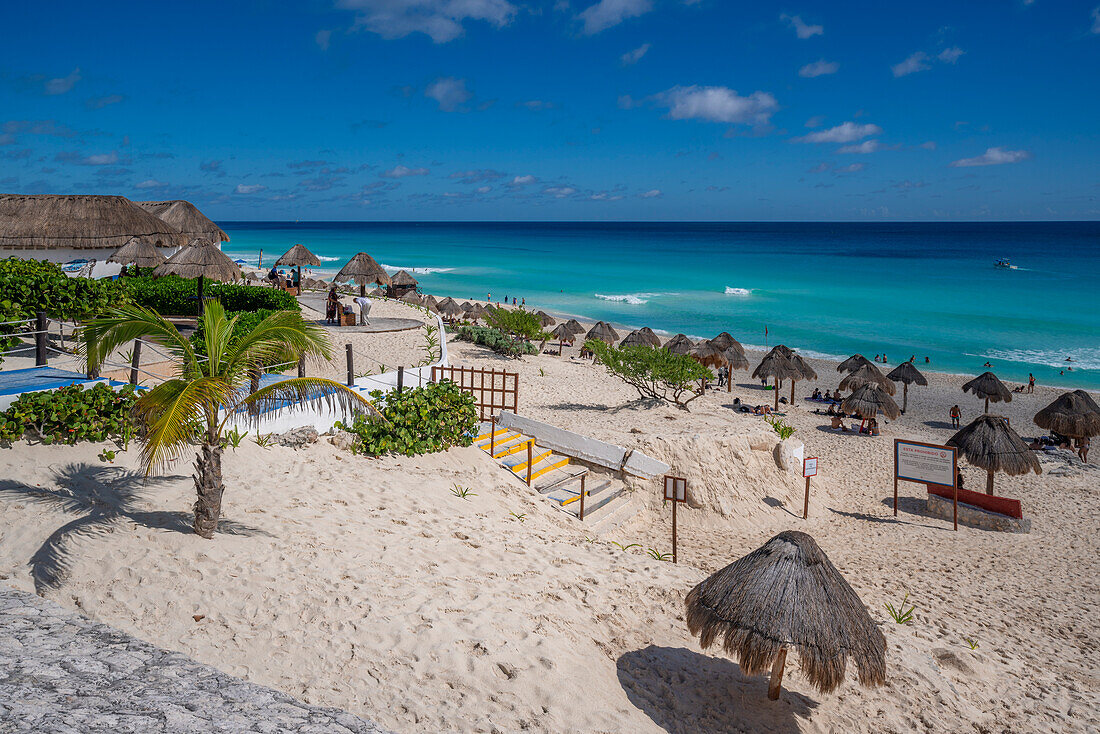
[
  {"x1": 616, "y1": 646, "x2": 816, "y2": 734},
  {"x1": 543, "y1": 397, "x2": 661, "y2": 414},
  {"x1": 0, "y1": 463, "x2": 269, "y2": 594}
]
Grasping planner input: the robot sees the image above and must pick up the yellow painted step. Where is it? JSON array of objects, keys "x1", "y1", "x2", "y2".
[
  {"x1": 561, "y1": 490, "x2": 588, "y2": 507},
  {"x1": 528, "y1": 456, "x2": 570, "y2": 483},
  {"x1": 509, "y1": 448, "x2": 553, "y2": 473},
  {"x1": 492, "y1": 437, "x2": 534, "y2": 459},
  {"x1": 475, "y1": 427, "x2": 512, "y2": 443}
]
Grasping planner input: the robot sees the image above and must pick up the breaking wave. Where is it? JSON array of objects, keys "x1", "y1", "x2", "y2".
[
  {"x1": 976, "y1": 348, "x2": 1100, "y2": 371},
  {"x1": 594, "y1": 292, "x2": 670, "y2": 305},
  {"x1": 724, "y1": 287, "x2": 753, "y2": 296},
  {"x1": 381, "y1": 263, "x2": 456, "y2": 274}
]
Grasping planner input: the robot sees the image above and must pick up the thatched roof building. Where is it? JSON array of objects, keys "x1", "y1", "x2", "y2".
[
  {"x1": 962, "y1": 371, "x2": 1012, "y2": 413},
  {"x1": 0, "y1": 194, "x2": 189, "y2": 252},
  {"x1": 685, "y1": 530, "x2": 886, "y2": 697},
  {"x1": 723, "y1": 348, "x2": 750, "y2": 371},
  {"x1": 549, "y1": 323, "x2": 575, "y2": 343},
  {"x1": 436, "y1": 297, "x2": 463, "y2": 319},
  {"x1": 841, "y1": 383, "x2": 901, "y2": 421},
  {"x1": 400, "y1": 290, "x2": 423, "y2": 305},
  {"x1": 108, "y1": 237, "x2": 166, "y2": 268},
  {"x1": 153, "y1": 239, "x2": 241, "y2": 282},
  {"x1": 136, "y1": 200, "x2": 228, "y2": 244},
  {"x1": 387, "y1": 269, "x2": 419, "y2": 298},
  {"x1": 689, "y1": 342, "x2": 727, "y2": 368},
  {"x1": 1033, "y1": 390, "x2": 1100, "y2": 438},
  {"x1": 948, "y1": 414, "x2": 1041, "y2": 494}
]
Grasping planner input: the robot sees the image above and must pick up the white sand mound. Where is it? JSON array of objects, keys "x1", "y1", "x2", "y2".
[{"x1": 626, "y1": 432, "x2": 817, "y2": 529}]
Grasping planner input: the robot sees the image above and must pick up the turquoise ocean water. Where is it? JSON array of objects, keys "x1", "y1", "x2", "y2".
[{"x1": 220, "y1": 222, "x2": 1100, "y2": 390}]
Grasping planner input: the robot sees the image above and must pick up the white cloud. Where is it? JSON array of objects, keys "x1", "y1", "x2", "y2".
[
  {"x1": 639, "y1": 189, "x2": 662, "y2": 198},
  {"x1": 654, "y1": 85, "x2": 778, "y2": 126},
  {"x1": 44, "y1": 68, "x2": 81, "y2": 95},
  {"x1": 621, "y1": 42, "x2": 651, "y2": 66},
  {"x1": 892, "y1": 52, "x2": 931, "y2": 77},
  {"x1": 134, "y1": 179, "x2": 169, "y2": 189},
  {"x1": 476, "y1": 185, "x2": 492, "y2": 193},
  {"x1": 798, "y1": 59, "x2": 838, "y2": 78},
  {"x1": 1092, "y1": 6, "x2": 1100, "y2": 33},
  {"x1": 381, "y1": 165, "x2": 430, "y2": 178},
  {"x1": 837, "y1": 140, "x2": 884, "y2": 154},
  {"x1": 234, "y1": 184, "x2": 267, "y2": 194},
  {"x1": 336, "y1": 0, "x2": 517, "y2": 43},
  {"x1": 543, "y1": 186, "x2": 577, "y2": 198},
  {"x1": 425, "y1": 77, "x2": 471, "y2": 112},
  {"x1": 804, "y1": 115, "x2": 825, "y2": 128},
  {"x1": 578, "y1": 0, "x2": 653, "y2": 35},
  {"x1": 510, "y1": 175, "x2": 537, "y2": 186},
  {"x1": 316, "y1": 29, "x2": 332, "y2": 49},
  {"x1": 780, "y1": 14, "x2": 822, "y2": 39},
  {"x1": 836, "y1": 163, "x2": 865, "y2": 173},
  {"x1": 920, "y1": 141, "x2": 937, "y2": 150},
  {"x1": 950, "y1": 147, "x2": 1031, "y2": 167},
  {"x1": 793, "y1": 121, "x2": 881, "y2": 143},
  {"x1": 938, "y1": 46, "x2": 964, "y2": 63}
]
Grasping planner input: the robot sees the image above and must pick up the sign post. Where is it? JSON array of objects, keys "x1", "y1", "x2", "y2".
[
  {"x1": 894, "y1": 439, "x2": 959, "y2": 530},
  {"x1": 802, "y1": 457, "x2": 818, "y2": 519},
  {"x1": 663, "y1": 476, "x2": 687, "y2": 564}
]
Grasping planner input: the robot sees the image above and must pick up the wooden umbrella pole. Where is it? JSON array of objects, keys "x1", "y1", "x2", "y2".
[
  {"x1": 986, "y1": 468, "x2": 995, "y2": 495},
  {"x1": 790, "y1": 379, "x2": 795, "y2": 406},
  {"x1": 902, "y1": 383, "x2": 908, "y2": 412},
  {"x1": 774, "y1": 378, "x2": 779, "y2": 411},
  {"x1": 984, "y1": 397, "x2": 989, "y2": 413},
  {"x1": 768, "y1": 648, "x2": 788, "y2": 700}
]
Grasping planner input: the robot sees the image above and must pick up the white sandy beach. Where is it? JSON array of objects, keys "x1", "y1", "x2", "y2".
[{"x1": 1, "y1": 297, "x2": 1097, "y2": 733}]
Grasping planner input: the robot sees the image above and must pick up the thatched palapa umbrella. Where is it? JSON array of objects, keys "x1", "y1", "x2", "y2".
[
  {"x1": 689, "y1": 342, "x2": 727, "y2": 369},
  {"x1": 664, "y1": 333, "x2": 695, "y2": 356},
  {"x1": 275, "y1": 243, "x2": 322, "y2": 290},
  {"x1": 839, "y1": 364, "x2": 895, "y2": 395},
  {"x1": 549, "y1": 323, "x2": 574, "y2": 354},
  {"x1": 886, "y1": 361, "x2": 928, "y2": 413},
  {"x1": 335, "y1": 252, "x2": 392, "y2": 297},
  {"x1": 841, "y1": 383, "x2": 901, "y2": 422},
  {"x1": 153, "y1": 239, "x2": 242, "y2": 315},
  {"x1": 388, "y1": 269, "x2": 419, "y2": 298},
  {"x1": 586, "y1": 321, "x2": 619, "y2": 344},
  {"x1": 535, "y1": 310, "x2": 556, "y2": 327},
  {"x1": 1033, "y1": 390, "x2": 1100, "y2": 440},
  {"x1": 436, "y1": 297, "x2": 463, "y2": 321},
  {"x1": 400, "y1": 290, "x2": 423, "y2": 305},
  {"x1": 423, "y1": 295, "x2": 440, "y2": 314},
  {"x1": 948, "y1": 414, "x2": 1041, "y2": 495},
  {"x1": 621, "y1": 328, "x2": 662, "y2": 348},
  {"x1": 753, "y1": 346, "x2": 803, "y2": 411},
  {"x1": 685, "y1": 530, "x2": 886, "y2": 699},
  {"x1": 562, "y1": 318, "x2": 585, "y2": 336},
  {"x1": 108, "y1": 236, "x2": 167, "y2": 269},
  {"x1": 709, "y1": 332, "x2": 744, "y2": 355},
  {"x1": 962, "y1": 371, "x2": 1012, "y2": 414},
  {"x1": 836, "y1": 354, "x2": 873, "y2": 374}
]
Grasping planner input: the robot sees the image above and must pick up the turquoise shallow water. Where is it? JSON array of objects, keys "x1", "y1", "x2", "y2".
[{"x1": 221, "y1": 222, "x2": 1100, "y2": 390}]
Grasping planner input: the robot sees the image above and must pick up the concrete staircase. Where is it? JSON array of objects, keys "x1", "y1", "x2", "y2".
[{"x1": 474, "y1": 421, "x2": 634, "y2": 530}]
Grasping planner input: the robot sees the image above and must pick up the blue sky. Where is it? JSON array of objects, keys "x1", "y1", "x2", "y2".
[{"x1": 1, "y1": 0, "x2": 1098, "y2": 220}]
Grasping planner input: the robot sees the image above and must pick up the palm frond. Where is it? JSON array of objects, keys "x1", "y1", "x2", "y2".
[
  {"x1": 80, "y1": 304, "x2": 199, "y2": 377},
  {"x1": 199, "y1": 301, "x2": 237, "y2": 378},
  {"x1": 226, "y1": 310, "x2": 334, "y2": 375},
  {"x1": 136, "y1": 376, "x2": 233, "y2": 473},
  {"x1": 225, "y1": 377, "x2": 380, "y2": 431}
]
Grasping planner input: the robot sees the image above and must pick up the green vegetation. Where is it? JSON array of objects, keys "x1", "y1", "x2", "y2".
[
  {"x1": 963, "y1": 636, "x2": 979, "y2": 650},
  {"x1": 451, "y1": 484, "x2": 477, "y2": 500},
  {"x1": 611, "y1": 541, "x2": 641, "y2": 551},
  {"x1": 484, "y1": 307, "x2": 549, "y2": 342},
  {"x1": 191, "y1": 309, "x2": 297, "y2": 371},
  {"x1": 884, "y1": 593, "x2": 916, "y2": 625},
  {"x1": 0, "y1": 383, "x2": 138, "y2": 445},
  {"x1": 767, "y1": 416, "x2": 797, "y2": 440},
  {"x1": 124, "y1": 275, "x2": 298, "y2": 316},
  {"x1": 647, "y1": 548, "x2": 672, "y2": 561},
  {"x1": 585, "y1": 340, "x2": 711, "y2": 410},
  {"x1": 98, "y1": 448, "x2": 117, "y2": 463},
  {"x1": 223, "y1": 426, "x2": 248, "y2": 449},
  {"x1": 509, "y1": 511, "x2": 527, "y2": 522},
  {"x1": 455, "y1": 324, "x2": 538, "y2": 358},
  {"x1": 337, "y1": 379, "x2": 478, "y2": 457},
  {"x1": 0, "y1": 258, "x2": 129, "y2": 323},
  {"x1": 81, "y1": 301, "x2": 372, "y2": 538}
]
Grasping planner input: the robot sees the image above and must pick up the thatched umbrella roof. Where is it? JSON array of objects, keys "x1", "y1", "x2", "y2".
[
  {"x1": 1033, "y1": 390, "x2": 1100, "y2": 438},
  {"x1": 962, "y1": 371, "x2": 1012, "y2": 413},
  {"x1": 586, "y1": 321, "x2": 619, "y2": 344},
  {"x1": 400, "y1": 290, "x2": 423, "y2": 305},
  {"x1": 685, "y1": 530, "x2": 886, "y2": 696},
  {"x1": 108, "y1": 236, "x2": 166, "y2": 268},
  {"x1": 460, "y1": 301, "x2": 474, "y2": 312},
  {"x1": 0, "y1": 194, "x2": 189, "y2": 251},
  {"x1": 563, "y1": 318, "x2": 586, "y2": 336},
  {"x1": 664, "y1": 333, "x2": 695, "y2": 355},
  {"x1": 535, "y1": 310, "x2": 556, "y2": 327},
  {"x1": 153, "y1": 239, "x2": 241, "y2": 282},
  {"x1": 621, "y1": 328, "x2": 662, "y2": 348},
  {"x1": 689, "y1": 342, "x2": 727, "y2": 368},
  {"x1": 948, "y1": 415, "x2": 1041, "y2": 494},
  {"x1": 839, "y1": 364, "x2": 895, "y2": 395},
  {"x1": 753, "y1": 348, "x2": 802, "y2": 383},
  {"x1": 334, "y1": 252, "x2": 392, "y2": 287},
  {"x1": 886, "y1": 361, "x2": 928, "y2": 387},
  {"x1": 423, "y1": 295, "x2": 440, "y2": 314},
  {"x1": 436, "y1": 297, "x2": 463, "y2": 319},
  {"x1": 275, "y1": 243, "x2": 321, "y2": 268},
  {"x1": 790, "y1": 353, "x2": 818, "y2": 381},
  {"x1": 368, "y1": 287, "x2": 385, "y2": 297},
  {"x1": 723, "y1": 348, "x2": 750, "y2": 371},
  {"x1": 841, "y1": 383, "x2": 901, "y2": 421},
  {"x1": 390, "y1": 269, "x2": 419, "y2": 287},
  {"x1": 137, "y1": 200, "x2": 229, "y2": 243},
  {"x1": 549, "y1": 323, "x2": 575, "y2": 342},
  {"x1": 837, "y1": 354, "x2": 873, "y2": 373},
  {"x1": 709, "y1": 332, "x2": 744, "y2": 354}
]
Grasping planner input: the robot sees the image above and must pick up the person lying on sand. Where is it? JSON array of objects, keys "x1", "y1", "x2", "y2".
[{"x1": 752, "y1": 405, "x2": 771, "y2": 416}]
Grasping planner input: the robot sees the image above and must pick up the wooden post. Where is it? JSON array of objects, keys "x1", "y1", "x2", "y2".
[
  {"x1": 984, "y1": 397, "x2": 989, "y2": 414},
  {"x1": 579, "y1": 474, "x2": 586, "y2": 521},
  {"x1": 346, "y1": 343, "x2": 354, "y2": 386},
  {"x1": 727, "y1": 368, "x2": 732, "y2": 392},
  {"x1": 893, "y1": 475, "x2": 899, "y2": 516},
  {"x1": 803, "y1": 476, "x2": 811, "y2": 519},
  {"x1": 129, "y1": 339, "x2": 142, "y2": 385},
  {"x1": 790, "y1": 379, "x2": 795, "y2": 406},
  {"x1": 902, "y1": 383, "x2": 909, "y2": 413},
  {"x1": 35, "y1": 311, "x2": 47, "y2": 366},
  {"x1": 397, "y1": 366, "x2": 404, "y2": 393},
  {"x1": 953, "y1": 475, "x2": 959, "y2": 532},
  {"x1": 767, "y1": 648, "x2": 788, "y2": 700},
  {"x1": 359, "y1": 283, "x2": 366, "y2": 298},
  {"x1": 986, "y1": 468, "x2": 994, "y2": 496},
  {"x1": 297, "y1": 355, "x2": 305, "y2": 379},
  {"x1": 774, "y1": 378, "x2": 780, "y2": 411},
  {"x1": 672, "y1": 496, "x2": 678, "y2": 564},
  {"x1": 490, "y1": 415, "x2": 496, "y2": 456},
  {"x1": 526, "y1": 441, "x2": 533, "y2": 487}
]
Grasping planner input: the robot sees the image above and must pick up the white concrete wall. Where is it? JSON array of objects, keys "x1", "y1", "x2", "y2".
[{"x1": 0, "y1": 245, "x2": 185, "y2": 280}]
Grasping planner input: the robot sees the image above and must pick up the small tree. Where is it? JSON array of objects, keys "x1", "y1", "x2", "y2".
[
  {"x1": 484, "y1": 307, "x2": 551, "y2": 357},
  {"x1": 586, "y1": 340, "x2": 712, "y2": 410}
]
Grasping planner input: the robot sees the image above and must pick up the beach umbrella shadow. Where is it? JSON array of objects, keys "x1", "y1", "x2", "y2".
[
  {"x1": 0, "y1": 462, "x2": 269, "y2": 594},
  {"x1": 616, "y1": 645, "x2": 816, "y2": 734}
]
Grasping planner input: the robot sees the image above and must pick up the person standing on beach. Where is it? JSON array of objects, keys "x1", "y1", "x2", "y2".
[
  {"x1": 1028, "y1": 373, "x2": 1035, "y2": 393},
  {"x1": 950, "y1": 405, "x2": 962, "y2": 428},
  {"x1": 487, "y1": 292, "x2": 491, "y2": 302}
]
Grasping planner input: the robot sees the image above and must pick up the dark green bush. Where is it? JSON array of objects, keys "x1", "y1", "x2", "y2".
[
  {"x1": 124, "y1": 275, "x2": 298, "y2": 315},
  {"x1": 455, "y1": 324, "x2": 537, "y2": 357},
  {"x1": 0, "y1": 383, "x2": 138, "y2": 445},
  {"x1": 0, "y1": 258, "x2": 130, "y2": 321},
  {"x1": 336, "y1": 380, "x2": 478, "y2": 456}
]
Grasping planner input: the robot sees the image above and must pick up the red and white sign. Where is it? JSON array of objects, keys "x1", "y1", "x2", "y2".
[
  {"x1": 895, "y1": 440, "x2": 956, "y2": 488},
  {"x1": 802, "y1": 457, "x2": 818, "y2": 478}
]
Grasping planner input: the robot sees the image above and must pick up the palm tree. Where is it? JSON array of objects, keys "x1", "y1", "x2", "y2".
[{"x1": 82, "y1": 301, "x2": 376, "y2": 539}]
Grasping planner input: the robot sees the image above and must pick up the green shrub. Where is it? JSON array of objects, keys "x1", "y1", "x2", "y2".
[
  {"x1": 585, "y1": 339, "x2": 712, "y2": 410},
  {"x1": 0, "y1": 383, "x2": 138, "y2": 445},
  {"x1": 767, "y1": 416, "x2": 797, "y2": 440},
  {"x1": 484, "y1": 307, "x2": 549, "y2": 342},
  {"x1": 0, "y1": 298, "x2": 25, "y2": 367},
  {"x1": 336, "y1": 380, "x2": 478, "y2": 457},
  {"x1": 190, "y1": 309, "x2": 298, "y2": 370},
  {"x1": 455, "y1": 324, "x2": 537, "y2": 357},
  {"x1": 0, "y1": 258, "x2": 130, "y2": 321},
  {"x1": 124, "y1": 275, "x2": 298, "y2": 315}
]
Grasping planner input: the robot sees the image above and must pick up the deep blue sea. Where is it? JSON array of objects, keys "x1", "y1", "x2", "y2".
[{"x1": 220, "y1": 222, "x2": 1100, "y2": 390}]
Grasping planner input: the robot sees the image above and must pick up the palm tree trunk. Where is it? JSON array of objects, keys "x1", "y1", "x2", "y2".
[{"x1": 193, "y1": 442, "x2": 225, "y2": 538}]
